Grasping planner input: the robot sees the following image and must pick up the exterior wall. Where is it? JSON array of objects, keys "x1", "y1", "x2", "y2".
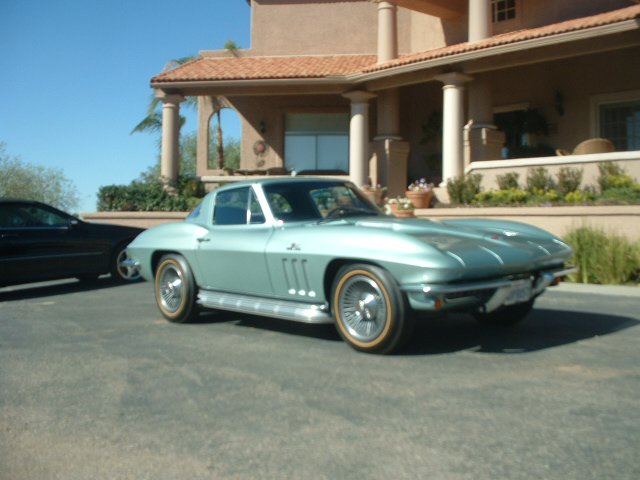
[
  {"x1": 250, "y1": 0, "x2": 378, "y2": 55},
  {"x1": 467, "y1": 154, "x2": 640, "y2": 192},
  {"x1": 82, "y1": 207, "x2": 640, "y2": 241},
  {"x1": 419, "y1": 205, "x2": 640, "y2": 240}
]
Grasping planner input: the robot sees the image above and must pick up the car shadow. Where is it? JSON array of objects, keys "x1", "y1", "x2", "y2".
[
  {"x1": 220, "y1": 314, "x2": 342, "y2": 342},
  {"x1": 401, "y1": 308, "x2": 639, "y2": 355},
  {"x1": 0, "y1": 277, "x2": 141, "y2": 302},
  {"x1": 198, "y1": 308, "x2": 639, "y2": 355}
]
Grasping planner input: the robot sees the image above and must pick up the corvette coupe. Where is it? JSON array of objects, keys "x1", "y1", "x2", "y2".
[{"x1": 127, "y1": 178, "x2": 575, "y2": 354}]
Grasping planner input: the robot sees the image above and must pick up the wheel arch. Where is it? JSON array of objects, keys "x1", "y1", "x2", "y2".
[{"x1": 323, "y1": 258, "x2": 385, "y2": 306}]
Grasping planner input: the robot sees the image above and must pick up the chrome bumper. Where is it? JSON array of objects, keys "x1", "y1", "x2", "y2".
[{"x1": 402, "y1": 266, "x2": 577, "y2": 313}]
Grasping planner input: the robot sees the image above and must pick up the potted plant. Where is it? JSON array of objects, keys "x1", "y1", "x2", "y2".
[
  {"x1": 385, "y1": 197, "x2": 416, "y2": 218},
  {"x1": 361, "y1": 184, "x2": 387, "y2": 206},
  {"x1": 406, "y1": 178, "x2": 434, "y2": 208}
]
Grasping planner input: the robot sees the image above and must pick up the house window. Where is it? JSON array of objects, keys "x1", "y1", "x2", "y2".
[
  {"x1": 492, "y1": 0, "x2": 516, "y2": 22},
  {"x1": 599, "y1": 100, "x2": 640, "y2": 151},
  {"x1": 284, "y1": 113, "x2": 349, "y2": 174}
]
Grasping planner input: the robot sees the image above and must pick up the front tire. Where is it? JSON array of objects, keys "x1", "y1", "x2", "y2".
[
  {"x1": 331, "y1": 264, "x2": 411, "y2": 354},
  {"x1": 473, "y1": 299, "x2": 534, "y2": 327},
  {"x1": 154, "y1": 254, "x2": 199, "y2": 323}
]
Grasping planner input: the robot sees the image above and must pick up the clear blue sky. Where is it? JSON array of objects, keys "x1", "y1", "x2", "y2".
[{"x1": 0, "y1": 0, "x2": 251, "y2": 213}]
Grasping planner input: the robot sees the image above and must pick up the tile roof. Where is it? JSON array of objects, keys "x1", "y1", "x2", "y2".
[
  {"x1": 152, "y1": 55, "x2": 377, "y2": 83},
  {"x1": 365, "y1": 3, "x2": 640, "y2": 73},
  {"x1": 152, "y1": 4, "x2": 640, "y2": 84}
]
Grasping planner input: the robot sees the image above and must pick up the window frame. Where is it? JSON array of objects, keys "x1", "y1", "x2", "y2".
[{"x1": 590, "y1": 90, "x2": 640, "y2": 151}]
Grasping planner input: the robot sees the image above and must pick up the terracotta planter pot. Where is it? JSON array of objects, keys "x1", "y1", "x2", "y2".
[
  {"x1": 362, "y1": 190, "x2": 384, "y2": 206},
  {"x1": 389, "y1": 205, "x2": 415, "y2": 218},
  {"x1": 405, "y1": 190, "x2": 433, "y2": 209}
]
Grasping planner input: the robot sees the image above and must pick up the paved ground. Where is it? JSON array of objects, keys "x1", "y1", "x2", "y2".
[{"x1": 0, "y1": 280, "x2": 638, "y2": 480}]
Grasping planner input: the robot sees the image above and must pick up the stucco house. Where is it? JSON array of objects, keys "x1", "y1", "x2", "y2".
[{"x1": 150, "y1": 0, "x2": 640, "y2": 198}]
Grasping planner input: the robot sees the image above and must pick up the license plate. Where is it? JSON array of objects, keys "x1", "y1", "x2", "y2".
[{"x1": 504, "y1": 279, "x2": 532, "y2": 306}]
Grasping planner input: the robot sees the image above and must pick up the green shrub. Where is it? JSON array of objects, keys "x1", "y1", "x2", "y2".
[
  {"x1": 447, "y1": 173, "x2": 482, "y2": 205},
  {"x1": 526, "y1": 166, "x2": 555, "y2": 193},
  {"x1": 563, "y1": 226, "x2": 640, "y2": 285},
  {"x1": 473, "y1": 188, "x2": 529, "y2": 206},
  {"x1": 556, "y1": 167, "x2": 583, "y2": 196},
  {"x1": 97, "y1": 175, "x2": 205, "y2": 212},
  {"x1": 563, "y1": 189, "x2": 595, "y2": 204},
  {"x1": 496, "y1": 172, "x2": 520, "y2": 190}
]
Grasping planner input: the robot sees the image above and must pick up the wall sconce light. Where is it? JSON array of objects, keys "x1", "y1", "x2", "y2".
[{"x1": 259, "y1": 120, "x2": 267, "y2": 134}]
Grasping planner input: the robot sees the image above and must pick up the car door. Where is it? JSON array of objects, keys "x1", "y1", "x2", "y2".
[{"x1": 194, "y1": 186, "x2": 275, "y2": 296}]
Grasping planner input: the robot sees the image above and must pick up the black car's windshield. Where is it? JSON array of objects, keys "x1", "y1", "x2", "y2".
[{"x1": 263, "y1": 181, "x2": 380, "y2": 222}]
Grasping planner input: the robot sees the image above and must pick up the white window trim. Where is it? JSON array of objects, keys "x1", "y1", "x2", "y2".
[{"x1": 590, "y1": 89, "x2": 640, "y2": 138}]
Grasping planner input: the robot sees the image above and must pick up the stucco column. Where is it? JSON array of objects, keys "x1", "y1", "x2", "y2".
[
  {"x1": 468, "y1": 0, "x2": 492, "y2": 42},
  {"x1": 197, "y1": 96, "x2": 215, "y2": 175},
  {"x1": 343, "y1": 91, "x2": 376, "y2": 187},
  {"x1": 435, "y1": 73, "x2": 472, "y2": 186},
  {"x1": 157, "y1": 91, "x2": 184, "y2": 183},
  {"x1": 374, "y1": 88, "x2": 409, "y2": 196},
  {"x1": 377, "y1": 1, "x2": 398, "y2": 64}
]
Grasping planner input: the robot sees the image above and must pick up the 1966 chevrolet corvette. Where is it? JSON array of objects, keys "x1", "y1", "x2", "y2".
[{"x1": 127, "y1": 178, "x2": 575, "y2": 354}]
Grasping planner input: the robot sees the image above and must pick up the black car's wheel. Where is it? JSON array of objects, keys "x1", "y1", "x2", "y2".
[
  {"x1": 154, "y1": 254, "x2": 199, "y2": 323},
  {"x1": 110, "y1": 243, "x2": 141, "y2": 282},
  {"x1": 331, "y1": 264, "x2": 412, "y2": 354},
  {"x1": 473, "y1": 299, "x2": 535, "y2": 327}
]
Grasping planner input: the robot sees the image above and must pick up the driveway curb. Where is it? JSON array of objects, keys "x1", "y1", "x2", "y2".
[{"x1": 553, "y1": 281, "x2": 640, "y2": 298}]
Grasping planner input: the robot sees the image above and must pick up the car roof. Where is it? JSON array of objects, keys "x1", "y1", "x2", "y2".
[{"x1": 214, "y1": 176, "x2": 353, "y2": 193}]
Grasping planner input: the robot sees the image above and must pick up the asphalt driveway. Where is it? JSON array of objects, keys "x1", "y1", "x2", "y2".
[{"x1": 0, "y1": 279, "x2": 638, "y2": 479}]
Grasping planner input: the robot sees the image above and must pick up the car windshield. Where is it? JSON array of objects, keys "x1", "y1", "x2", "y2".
[{"x1": 263, "y1": 181, "x2": 380, "y2": 222}]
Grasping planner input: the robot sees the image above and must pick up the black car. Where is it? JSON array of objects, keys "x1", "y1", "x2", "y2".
[{"x1": 0, "y1": 199, "x2": 144, "y2": 287}]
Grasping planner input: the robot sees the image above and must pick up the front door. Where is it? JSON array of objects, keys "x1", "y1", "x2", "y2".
[{"x1": 194, "y1": 186, "x2": 274, "y2": 296}]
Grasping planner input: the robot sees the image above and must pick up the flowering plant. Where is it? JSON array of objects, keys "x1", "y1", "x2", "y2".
[
  {"x1": 407, "y1": 178, "x2": 434, "y2": 192},
  {"x1": 385, "y1": 197, "x2": 415, "y2": 211},
  {"x1": 361, "y1": 183, "x2": 387, "y2": 193}
]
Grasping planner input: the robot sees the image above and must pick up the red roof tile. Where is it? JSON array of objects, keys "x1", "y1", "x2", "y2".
[
  {"x1": 152, "y1": 4, "x2": 640, "y2": 84},
  {"x1": 152, "y1": 55, "x2": 377, "y2": 83},
  {"x1": 365, "y1": 3, "x2": 640, "y2": 73}
]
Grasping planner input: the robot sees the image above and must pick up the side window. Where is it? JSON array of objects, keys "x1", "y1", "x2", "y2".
[
  {"x1": 213, "y1": 187, "x2": 265, "y2": 226},
  {"x1": 0, "y1": 205, "x2": 68, "y2": 228}
]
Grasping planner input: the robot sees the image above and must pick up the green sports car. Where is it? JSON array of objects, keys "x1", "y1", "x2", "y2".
[{"x1": 126, "y1": 178, "x2": 575, "y2": 354}]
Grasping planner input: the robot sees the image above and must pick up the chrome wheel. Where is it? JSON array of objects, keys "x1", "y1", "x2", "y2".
[
  {"x1": 115, "y1": 248, "x2": 141, "y2": 281},
  {"x1": 158, "y1": 263, "x2": 184, "y2": 314},
  {"x1": 332, "y1": 264, "x2": 411, "y2": 354},
  {"x1": 338, "y1": 274, "x2": 388, "y2": 343}
]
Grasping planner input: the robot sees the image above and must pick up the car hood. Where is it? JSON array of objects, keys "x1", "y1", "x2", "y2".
[{"x1": 352, "y1": 215, "x2": 572, "y2": 272}]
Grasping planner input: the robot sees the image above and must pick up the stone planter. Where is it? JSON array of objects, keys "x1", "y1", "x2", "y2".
[{"x1": 405, "y1": 190, "x2": 433, "y2": 209}]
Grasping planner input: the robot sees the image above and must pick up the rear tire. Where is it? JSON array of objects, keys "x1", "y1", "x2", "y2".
[
  {"x1": 154, "y1": 254, "x2": 199, "y2": 323},
  {"x1": 331, "y1": 264, "x2": 412, "y2": 354},
  {"x1": 473, "y1": 299, "x2": 534, "y2": 327}
]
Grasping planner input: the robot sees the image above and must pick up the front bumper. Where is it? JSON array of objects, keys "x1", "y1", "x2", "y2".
[{"x1": 402, "y1": 266, "x2": 577, "y2": 313}]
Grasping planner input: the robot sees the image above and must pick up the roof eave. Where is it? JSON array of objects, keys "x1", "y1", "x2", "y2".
[
  {"x1": 350, "y1": 18, "x2": 640, "y2": 83},
  {"x1": 150, "y1": 17, "x2": 640, "y2": 93}
]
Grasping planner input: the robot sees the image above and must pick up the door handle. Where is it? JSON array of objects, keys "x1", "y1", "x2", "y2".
[{"x1": 197, "y1": 237, "x2": 211, "y2": 243}]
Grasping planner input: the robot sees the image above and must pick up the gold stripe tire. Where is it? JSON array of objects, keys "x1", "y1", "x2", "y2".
[
  {"x1": 154, "y1": 254, "x2": 199, "y2": 323},
  {"x1": 331, "y1": 264, "x2": 412, "y2": 354}
]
